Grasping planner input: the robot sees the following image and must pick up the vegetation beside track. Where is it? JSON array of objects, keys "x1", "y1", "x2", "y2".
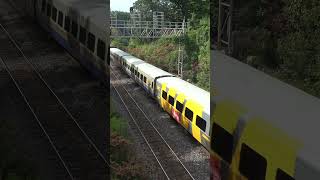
[
  {"x1": 0, "y1": 120, "x2": 38, "y2": 180},
  {"x1": 211, "y1": 0, "x2": 320, "y2": 97},
  {"x1": 110, "y1": 103, "x2": 146, "y2": 179},
  {"x1": 111, "y1": 0, "x2": 210, "y2": 91}
]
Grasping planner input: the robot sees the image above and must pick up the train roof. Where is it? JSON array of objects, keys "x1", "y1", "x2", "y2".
[
  {"x1": 136, "y1": 62, "x2": 173, "y2": 79},
  {"x1": 158, "y1": 77, "x2": 210, "y2": 113},
  {"x1": 111, "y1": 48, "x2": 174, "y2": 78},
  {"x1": 54, "y1": 0, "x2": 106, "y2": 29},
  {"x1": 212, "y1": 50, "x2": 320, "y2": 166},
  {"x1": 110, "y1": 48, "x2": 131, "y2": 57},
  {"x1": 122, "y1": 55, "x2": 144, "y2": 65}
]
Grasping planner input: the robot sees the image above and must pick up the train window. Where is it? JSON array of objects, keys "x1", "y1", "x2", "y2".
[
  {"x1": 184, "y1": 107, "x2": 193, "y2": 121},
  {"x1": 71, "y1": 21, "x2": 78, "y2": 38},
  {"x1": 79, "y1": 26, "x2": 86, "y2": 44},
  {"x1": 162, "y1": 91, "x2": 167, "y2": 100},
  {"x1": 144, "y1": 77, "x2": 146, "y2": 83},
  {"x1": 41, "y1": 0, "x2": 46, "y2": 13},
  {"x1": 87, "y1": 32, "x2": 96, "y2": 52},
  {"x1": 64, "y1": 16, "x2": 70, "y2": 32},
  {"x1": 57, "y1": 11, "x2": 63, "y2": 27},
  {"x1": 239, "y1": 143, "x2": 267, "y2": 180},
  {"x1": 196, "y1": 116, "x2": 206, "y2": 132},
  {"x1": 168, "y1": 95, "x2": 174, "y2": 105},
  {"x1": 97, "y1": 39, "x2": 106, "y2": 60},
  {"x1": 276, "y1": 169, "x2": 295, "y2": 180},
  {"x1": 46, "y1": 4, "x2": 51, "y2": 17},
  {"x1": 211, "y1": 123, "x2": 233, "y2": 163},
  {"x1": 176, "y1": 101, "x2": 183, "y2": 112},
  {"x1": 52, "y1": 6, "x2": 57, "y2": 22}
]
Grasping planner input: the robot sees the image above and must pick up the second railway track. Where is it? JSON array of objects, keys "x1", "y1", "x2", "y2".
[
  {"x1": 0, "y1": 21, "x2": 108, "y2": 179},
  {"x1": 110, "y1": 61, "x2": 195, "y2": 180}
]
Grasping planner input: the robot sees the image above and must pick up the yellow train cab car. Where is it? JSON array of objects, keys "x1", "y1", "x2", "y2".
[
  {"x1": 157, "y1": 77, "x2": 210, "y2": 149},
  {"x1": 210, "y1": 50, "x2": 320, "y2": 180}
]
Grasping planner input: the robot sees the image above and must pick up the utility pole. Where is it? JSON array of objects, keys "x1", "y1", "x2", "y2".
[
  {"x1": 177, "y1": 17, "x2": 186, "y2": 78},
  {"x1": 217, "y1": 0, "x2": 233, "y2": 55}
]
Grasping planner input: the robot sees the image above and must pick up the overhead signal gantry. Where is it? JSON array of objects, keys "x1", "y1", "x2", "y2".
[{"x1": 110, "y1": 10, "x2": 187, "y2": 78}]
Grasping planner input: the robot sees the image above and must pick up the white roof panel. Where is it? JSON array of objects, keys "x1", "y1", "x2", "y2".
[
  {"x1": 137, "y1": 63, "x2": 173, "y2": 79},
  {"x1": 110, "y1": 48, "x2": 130, "y2": 57}
]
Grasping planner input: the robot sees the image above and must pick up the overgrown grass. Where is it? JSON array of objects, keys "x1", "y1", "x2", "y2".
[{"x1": 110, "y1": 103, "x2": 146, "y2": 179}]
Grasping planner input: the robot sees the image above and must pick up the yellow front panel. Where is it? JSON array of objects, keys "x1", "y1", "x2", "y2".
[
  {"x1": 213, "y1": 100, "x2": 246, "y2": 134},
  {"x1": 231, "y1": 118, "x2": 301, "y2": 180},
  {"x1": 185, "y1": 100, "x2": 204, "y2": 143}
]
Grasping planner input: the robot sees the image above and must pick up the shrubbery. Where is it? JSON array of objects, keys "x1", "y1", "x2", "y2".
[{"x1": 218, "y1": 0, "x2": 320, "y2": 97}]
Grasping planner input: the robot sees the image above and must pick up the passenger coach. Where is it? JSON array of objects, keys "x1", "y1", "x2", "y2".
[
  {"x1": 36, "y1": 0, "x2": 108, "y2": 81},
  {"x1": 110, "y1": 48, "x2": 211, "y2": 150}
]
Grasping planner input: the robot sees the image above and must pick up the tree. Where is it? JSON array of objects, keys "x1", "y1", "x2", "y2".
[{"x1": 111, "y1": 11, "x2": 130, "y2": 20}]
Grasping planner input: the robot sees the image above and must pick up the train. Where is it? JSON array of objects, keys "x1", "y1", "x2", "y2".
[
  {"x1": 19, "y1": 0, "x2": 109, "y2": 81},
  {"x1": 110, "y1": 48, "x2": 211, "y2": 150},
  {"x1": 210, "y1": 50, "x2": 320, "y2": 180}
]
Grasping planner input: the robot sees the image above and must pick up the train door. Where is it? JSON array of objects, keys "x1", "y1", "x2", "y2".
[
  {"x1": 231, "y1": 119, "x2": 299, "y2": 180},
  {"x1": 167, "y1": 88, "x2": 177, "y2": 115},
  {"x1": 154, "y1": 80, "x2": 162, "y2": 102},
  {"x1": 209, "y1": 99, "x2": 247, "y2": 179},
  {"x1": 176, "y1": 93, "x2": 187, "y2": 128},
  {"x1": 187, "y1": 100, "x2": 204, "y2": 143},
  {"x1": 160, "y1": 83, "x2": 170, "y2": 112}
]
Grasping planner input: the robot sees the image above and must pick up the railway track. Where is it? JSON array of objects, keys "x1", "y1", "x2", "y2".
[
  {"x1": 0, "y1": 20, "x2": 108, "y2": 180},
  {"x1": 110, "y1": 61, "x2": 195, "y2": 180}
]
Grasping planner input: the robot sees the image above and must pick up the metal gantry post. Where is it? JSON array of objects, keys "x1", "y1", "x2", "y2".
[
  {"x1": 177, "y1": 18, "x2": 186, "y2": 78},
  {"x1": 217, "y1": 0, "x2": 233, "y2": 54},
  {"x1": 110, "y1": 12, "x2": 186, "y2": 39},
  {"x1": 110, "y1": 10, "x2": 188, "y2": 78}
]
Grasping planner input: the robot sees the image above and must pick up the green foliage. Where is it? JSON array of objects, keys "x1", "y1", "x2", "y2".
[
  {"x1": 111, "y1": 11, "x2": 130, "y2": 20},
  {"x1": 110, "y1": 104, "x2": 146, "y2": 179},
  {"x1": 111, "y1": 38, "x2": 129, "y2": 50},
  {"x1": 277, "y1": 0, "x2": 320, "y2": 96},
  {"x1": 110, "y1": 103, "x2": 128, "y2": 137},
  {"x1": 216, "y1": 0, "x2": 320, "y2": 97},
  {"x1": 132, "y1": 0, "x2": 209, "y2": 21},
  {"x1": 112, "y1": 0, "x2": 210, "y2": 91},
  {"x1": 183, "y1": 16, "x2": 210, "y2": 90},
  {"x1": 196, "y1": 39, "x2": 210, "y2": 90}
]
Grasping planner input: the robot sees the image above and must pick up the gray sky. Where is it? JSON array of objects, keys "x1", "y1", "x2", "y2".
[{"x1": 110, "y1": 0, "x2": 137, "y2": 12}]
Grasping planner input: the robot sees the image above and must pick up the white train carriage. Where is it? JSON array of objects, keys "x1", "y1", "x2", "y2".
[
  {"x1": 36, "y1": 0, "x2": 108, "y2": 80},
  {"x1": 135, "y1": 62, "x2": 174, "y2": 94},
  {"x1": 120, "y1": 55, "x2": 144, "y2": 79},
  {"x1": 110, "y1": 48, "x2": 130, "y2": 62}
]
